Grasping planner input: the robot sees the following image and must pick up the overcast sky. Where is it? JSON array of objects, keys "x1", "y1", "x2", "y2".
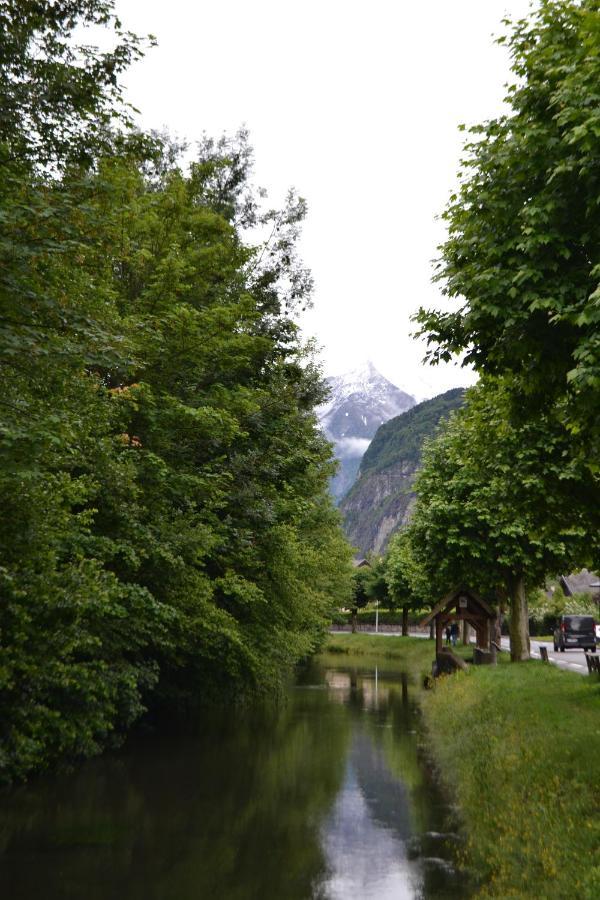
[{"x1": 114, "y1": 0, "x2": 535, "y2": 398}]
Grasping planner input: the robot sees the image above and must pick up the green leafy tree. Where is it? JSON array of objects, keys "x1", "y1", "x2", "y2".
[
  {"x1": 349, "y1": 567, "x2": 371, "y2": 632},
  {"x1": 364, "y1": 557, "x2": 390, "y2": 606},
  {"x1": 0, "y1": 0, "x2": 162, "y2": 782},
  {"x1": 415, "y1": 0, "x2": 600, "y2": 454},
  {"x1": 90, "y1": 138, "x2": 353, "y2": 701},
  {"x1": 347, "y1": 557, "x2": 395, "y2": 632},
  {"x1": 406, "y1": 380, "x2": 597, "y2": 660},
  {"x1": 0, "y1": 0, "x2": 151, "y2": 170},
  {"x1": 385, "y1": 531, "x2": 434, "y2": 637},
  {"x1": 0, "y1": 3, "x2": 352, "y2": 782}
]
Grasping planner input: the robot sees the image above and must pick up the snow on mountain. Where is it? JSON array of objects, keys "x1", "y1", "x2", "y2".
[{"x1": 317, "y1": 361, "x2": 416, "y2": 502}]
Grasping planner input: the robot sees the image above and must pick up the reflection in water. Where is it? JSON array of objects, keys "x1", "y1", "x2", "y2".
[
  {"x1": 319, "y1": 736, "x2": 417, "y2": 899},
  {"x1": 0, "y1": 663, "x2": 468, "y2": 899},
  {"x1": 314, "y1": 664, "x2": 466, "y2": 900}
]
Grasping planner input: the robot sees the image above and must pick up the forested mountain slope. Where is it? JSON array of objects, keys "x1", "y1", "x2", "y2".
[{"x1": 340, "y1": 389, "x2": 465, "y2": 554}]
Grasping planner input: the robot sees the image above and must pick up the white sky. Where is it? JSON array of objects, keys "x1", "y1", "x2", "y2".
[{"x1": 114, "y1": 0, "x2": 535, "y2": 399}]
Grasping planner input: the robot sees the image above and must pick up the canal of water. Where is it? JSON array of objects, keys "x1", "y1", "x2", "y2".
[{"x1": 0, "y1": 659, "x2": 469, "y2": 899}]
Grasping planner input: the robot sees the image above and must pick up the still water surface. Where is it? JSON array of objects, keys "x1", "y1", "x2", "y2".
[{"x1": 0, "y1": 660, "x2": 468, "y2": 899}]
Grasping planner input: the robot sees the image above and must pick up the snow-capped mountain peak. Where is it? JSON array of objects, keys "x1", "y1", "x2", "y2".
[
  {"x1": 317, "y1": 362, "x2": 416, "y2": 501},
  {"x1": 318, "y1": 360, "x2": 386, "y2": 416}
]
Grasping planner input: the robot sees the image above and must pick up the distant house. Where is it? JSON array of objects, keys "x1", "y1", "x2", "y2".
[
  {"x1": 559, "y1": 569, "x2": 600, "y2": 600},
  {"x1": 352, "y1": 558, "x2": 371, "y2": 569}
]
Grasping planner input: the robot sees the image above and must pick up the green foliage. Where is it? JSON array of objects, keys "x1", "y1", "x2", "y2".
[
  {"x1": 406, "y1": 379, "x2": 598, "y2": 596},
  {"x1": 348, "y1": 557, "x2": 391, "y2": 612},
  {"x1": 529, "y1": 585, "x2": 597, "y2": 622},
  {"x1": 350, "y1": 567, "x2": 372, "y2": 610},
  {"x1": 0, "y1": 2, "x2": 352, "y2": 783},
  {"x1": 385, "y1": 529, "x2": 433, "y2": 611},
  {"x1": 0, "y1": 0, "x2": 151, "y2": 170},
  {"x1": 363, "y1": 556, "x2": 390, "y2": 604},
  {"x1": 410, "y1": 1, "x2": 600, "y2": 657},
  {"x1": 415, "y1": 0, "x2": 600, "y2": 450}
]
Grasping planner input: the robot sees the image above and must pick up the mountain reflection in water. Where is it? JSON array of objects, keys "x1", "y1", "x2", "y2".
[
  {"x1": 311, "y1": 664, "x2": 465, "y2": 899},
  {"x1": 0, "y1": 662, "x2": 468, "y2": 900},
  {"x1": 319, "y1": 735, "x2": 417, "y2": 899}
]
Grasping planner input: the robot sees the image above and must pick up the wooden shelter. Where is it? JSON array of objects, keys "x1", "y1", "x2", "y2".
[{"x1": 421, "y1": 588, "x2": 496, "y2": 658}]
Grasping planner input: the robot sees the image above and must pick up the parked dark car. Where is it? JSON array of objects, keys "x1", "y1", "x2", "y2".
[{"x1": 553, "y1": 615, "x2": 596, "y2": 652}]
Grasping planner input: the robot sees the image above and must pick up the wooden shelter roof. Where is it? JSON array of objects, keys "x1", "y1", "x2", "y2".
[{"x1": 421, "y1": 587, "x2": 494, "y2": 627}]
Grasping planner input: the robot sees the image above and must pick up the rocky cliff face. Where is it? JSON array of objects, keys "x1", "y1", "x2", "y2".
[
  {"x1": 340, "y1": 463, "x2": 418, "y2": 555},
  {"x1": 316, "y1": 361, "x2": 415, "y2": 502},
  {"x1": 340, "y1": 388, "x2": 465, "y2": 555}
]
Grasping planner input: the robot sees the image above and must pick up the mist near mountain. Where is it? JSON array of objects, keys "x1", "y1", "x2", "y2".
[{"x1": 317, "y1": 362, "x2": 416, "y2": 502}]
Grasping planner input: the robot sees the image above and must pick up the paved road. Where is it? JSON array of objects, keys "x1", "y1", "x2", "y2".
[{"x1": 501, "y1": 637, "x2": 594, "y2": 675}]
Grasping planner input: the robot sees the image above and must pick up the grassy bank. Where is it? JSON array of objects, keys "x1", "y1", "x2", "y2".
[
  {"x1": 323, "y1": 632, "x2": 434, "y2": 662},
  {"x1": 422, "y1": 663, "x2": 600, "y2": 898},
  {"x1": 319, "y1": 634, "x2": 434, "y2": 680},
  {"x1": 323, "y1": 632, "x2": 475, "y2": 670}
]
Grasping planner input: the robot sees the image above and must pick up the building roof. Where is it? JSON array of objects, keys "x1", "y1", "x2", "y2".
[{"x1": 560, "y1": 569, "x2": 600, "y2": 597}]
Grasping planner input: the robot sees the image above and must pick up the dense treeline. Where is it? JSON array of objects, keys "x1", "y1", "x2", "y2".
[
  {"x1": 386, "y1": 0, "x2": 600, "y2": 660},
  {"x1": 0, "y1": 1, "x2": 351, "y2": 782}
]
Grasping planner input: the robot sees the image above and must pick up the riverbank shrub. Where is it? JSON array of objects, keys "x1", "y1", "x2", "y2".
[{"x1": 421, "y1": 664, "x2": 600, "y2": 898}]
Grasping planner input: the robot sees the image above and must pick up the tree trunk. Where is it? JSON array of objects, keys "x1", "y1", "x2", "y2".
[
  {"x1": 429, "y1": 621, "x2": 435, "y2": 640},
  {"x1": 351, "y1": 607, "x2": 357, "y2": 634},
  {"x1": 508, "y1": 575, "x2": 530, "y2": 661},
  {"x1": 402, "y1": 604, "x2": 409, "y2": 637},
  {"x1": 491, "y1": 590, "x2": 507, "y2": 656}
]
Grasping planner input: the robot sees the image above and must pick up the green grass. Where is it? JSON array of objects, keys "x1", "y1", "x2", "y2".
[
  {"x1": 323, "y1": 632, "x2": 433, "y2": 659},
  {"x1": 421, "y1": 663, "x2": 600, "y2": 898},
  {"x1": 319, "y1": 633, "x2": 480, "y2": 682},
  {"x1": 324, "y1": 632, "x2": 479, "y2": 663},
  {"x1": 320, "y1": 634, "x2": 434, "y2": 680}
]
